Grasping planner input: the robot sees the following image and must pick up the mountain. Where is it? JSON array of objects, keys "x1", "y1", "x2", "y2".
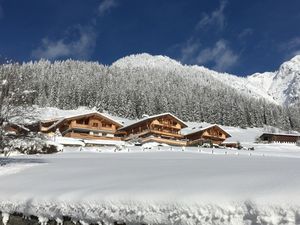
[
  {"x1": 247, "y1": 55, "x2": 300, "y2": 106},
  {"x1": 114, "y1": 53, "x2": 300, "y2": 107}
]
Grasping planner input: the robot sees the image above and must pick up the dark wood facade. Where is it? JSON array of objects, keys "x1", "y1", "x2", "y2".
[
  {"x1": 185, "y1": 125, "x2": 231, "y2": 146},
  {"x1": 259, "y1": 133, "x2": 300, "y2": 143},
  {"x1": 40, "y1": 112, "x2": 123, "y2": 141},
  {"x1": 118, "y1": 113, "x2": 188, "y2": 146}
]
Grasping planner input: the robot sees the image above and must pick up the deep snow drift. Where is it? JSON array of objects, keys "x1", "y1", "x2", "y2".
[{"x1": 1, "y1": 147, "x2": 300, "y2": 225}]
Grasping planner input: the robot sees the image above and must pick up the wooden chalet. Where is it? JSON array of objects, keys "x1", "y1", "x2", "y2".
[
  {"x1": 40, "y1": 112, "x2": 123, "y2": 141},
  {"x1": 259, "y1": 133, "x2": 300, "y2": 143},
  {"x1": 185, "y1": 124, "x2": 231, "y2": 146},
  {"x1": 118, "y1": 113, "x2": 188, "y2": 146},
  {"x1": 3, "y1": 123, "x2": 31, "y2": 136}
]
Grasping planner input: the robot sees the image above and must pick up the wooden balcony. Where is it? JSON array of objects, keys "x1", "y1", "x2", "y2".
[
  {"x1": 151, "y1": 123, "x2": 181, "y2": 130},
  {"x1": 69, "y1": 123, "x2": 115, "y2": 132},
  {"x1": 202, "y1": 135, "x2": 225, "y2": 142},
  {"x1": 124, "y1": 129, "x2": 183, "y2": 141}
]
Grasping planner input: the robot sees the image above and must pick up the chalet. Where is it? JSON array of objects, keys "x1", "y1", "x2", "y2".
[
  {"x1": 117, "y1": 113, "x2": 188, "y2": 146},
  {"x1": 184, "y1": 124, "x2": 231, "y2": 146},
  {"x1": 40, "y1": 112, "x2": 123, "y2": 141},
  {"x1": 3, "y1": 122, "x2": 31, "y2": 136},
  {"x1": 259, "y1": 133, "x2": 300, "y2": 143}
]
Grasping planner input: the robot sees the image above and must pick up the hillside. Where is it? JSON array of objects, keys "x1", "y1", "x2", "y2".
[
  {"x1": 114, "y1": 53, "x2": 300, "y2": 107},
  {"x1": 0, "y1": 54, "x2": 300, "y2": 131}
]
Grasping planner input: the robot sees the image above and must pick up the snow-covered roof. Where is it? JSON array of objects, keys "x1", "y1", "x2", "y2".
[
  {"x1": 260, "y1": 133, "x2": 300, "y2": 137},
  {"x1": 183, "y1": 124, "x2": 231, "y2": 137},
  {"x1": 41, "y1": 111, "x2": 123, "y2": 132},
  {"x1": 118, "y1": 112, "x2": 188, "y2": 131}
]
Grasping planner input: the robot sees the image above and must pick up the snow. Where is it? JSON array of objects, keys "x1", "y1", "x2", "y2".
[
  {"x1": 0, "y1": 158, "x2": 43, "y2": 177},
  {"x1": 38, "y1": 107, "x2": 98, "y2": 121},
  {"x1": 1, "y1": 145, "x2": 300, "y2": 224},
  {"x1": 53, "y1": 137, "x2": 126, "y2": 147},
  {"x1": 113, "y1": 53, "x2": 300, "y2": 107},
  {"x1": 1, "y1": 79, "x2": 7, "y2": 85},
  {"x1": 119, "y1": 112, "x2": 188, "y2": 131},
  {"x1": 247, "y1": 72, "x2": 276, "y2": 93},
  {"x1": 83, "y1": 139, "x2": 126, "y2": 146},
  {"x1": 248, "y1": 55, "x2": 300, "y2": 106},
  {"x1": 112, "y1": 53, "x2": 183, "y2": 71},
  {"x1": 54, "y1": 137, "x2": 85, "y2": 146},
  {"x1": 182, "y1": 123, "x2": 231, "y2": 137}
]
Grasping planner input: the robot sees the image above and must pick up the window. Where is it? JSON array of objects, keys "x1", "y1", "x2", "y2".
[
  {"x1": 77, "y1": 119, "x2": 89, "y2": 125},
  {"x1": 93, "y1": 123, "x2": 98, "y2": 127},
  {"x1": 102, "y1": 122, "x2": 111, "y2": 128}
]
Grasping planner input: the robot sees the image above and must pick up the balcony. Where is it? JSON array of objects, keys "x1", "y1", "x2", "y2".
[
  {"x1": 69, "y1": 123, "x2": 114, "y2": 132},
  {"x1": 124, "y1": 129, "x2": 183, "y2": 141}
]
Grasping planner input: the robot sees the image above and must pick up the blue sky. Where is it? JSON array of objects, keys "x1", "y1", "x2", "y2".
[{"x1": 0, "y1": 0, "x2": 300, "y2": 75}]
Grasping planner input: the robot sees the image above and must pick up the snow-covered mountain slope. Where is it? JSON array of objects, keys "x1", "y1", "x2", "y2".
[
  {"x1": 247, "y1": 72, "x2": 276, "y2": 92},
  {"x1": 113, "y1": 53, "x2": 300, "y2": 106},
  {"x1": 268, "y1": 55, "x2": 300, "y2": 105},
  {"x1": 248, "y1": 55, "x2": 300, "y2": 106}
]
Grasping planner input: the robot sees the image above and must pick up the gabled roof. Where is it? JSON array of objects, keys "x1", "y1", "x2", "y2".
[
  {"x1": 118, "y1": 113, "x2": 188, "y2": 131},
  {"x1": 41, "y1": 112, "x2": 123, "y2": 132},
  {"x1": 260, "y1": 132, "x2": 300, "y2": 137},
  {"x1": 184, "y1": 124, "x2": 231, "y2": 138}
]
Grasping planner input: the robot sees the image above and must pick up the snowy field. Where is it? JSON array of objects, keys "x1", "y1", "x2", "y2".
[{"x1": 1, "y1": 145, "x2": 300, "y2": 225}]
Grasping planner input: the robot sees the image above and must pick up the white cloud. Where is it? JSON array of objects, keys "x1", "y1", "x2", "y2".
[
  {"x1": 280, "y1": 37, "x2": 300, "y2": 58},
  {"x1": 98, "y1": 0, "x2": 118, "y2": 16},
  {"x1": 180, "y1": 38, "x2": 201, "y2": 63},
  {"x1": 181, "y1": 39, "x2": 239, "y2": 72},
  {"x1": 285, "y1": 37, "x2": 300, "y2": 50},
  {"x1": 197, "y1": 40, "x2": 239, "y2": 71},
  {"x1": 31, "y1": 26, "x2": 97, "y2": 60},
  {"x1": 238, "y1": 28, "x2": 253, "y2": 39},
  {"x1": 196, "y1": 0, "x2": 228, "y2": 31}
]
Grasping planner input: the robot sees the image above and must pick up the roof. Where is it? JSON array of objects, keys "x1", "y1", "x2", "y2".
[
  {"x1": 184, "y1": 124, "x2": 231, "y2": 138},
  {"x1": 5, "y1": 122, "x2": 30, "y2": 132},
  {"x1": 260, "y1": 133, "x2": 300, "y2": 137},
  {"x1": 41, "y1": 112, "x2": 123, "y2": 132},
  {"x1": 118, "y1": 113, "x2": 188, "y2": 131}
]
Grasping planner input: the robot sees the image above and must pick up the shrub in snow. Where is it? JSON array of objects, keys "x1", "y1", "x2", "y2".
[
  {"x1": 0, "y1": 130, "x2": 61, "y2": 155},
  {"x1": 8, "y1": 134, "x2": 61, "y2": 154}
]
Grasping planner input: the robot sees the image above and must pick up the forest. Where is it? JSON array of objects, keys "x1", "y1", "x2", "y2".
[{"x1": 0, "y1": 58, "x2": 300, "y2": 131}]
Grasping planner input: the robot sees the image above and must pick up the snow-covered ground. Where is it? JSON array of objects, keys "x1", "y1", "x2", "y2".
[
  {"x1": 2, "y1": 107, "x2": 300, "y2": 224},
  {"x1": 1, "y1": 144, "x2": 300, "y2": 225}
]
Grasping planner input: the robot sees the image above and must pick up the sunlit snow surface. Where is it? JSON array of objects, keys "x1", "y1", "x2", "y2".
[{"x1": 1, "y1": 145, "x2": 300, "y2": 224}]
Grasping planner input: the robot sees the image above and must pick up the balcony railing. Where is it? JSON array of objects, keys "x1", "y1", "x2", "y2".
[
  {"x1": 69, "y1": 123, "x2": 114, "y2": 131},
  {"x1": 124, "y1": 129, "x2": 183, "y2": 141}
]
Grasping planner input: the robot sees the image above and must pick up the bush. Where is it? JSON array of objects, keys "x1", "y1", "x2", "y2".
[{"x1": 1, "y1": 132, "x2": 61, "y2": 155}]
